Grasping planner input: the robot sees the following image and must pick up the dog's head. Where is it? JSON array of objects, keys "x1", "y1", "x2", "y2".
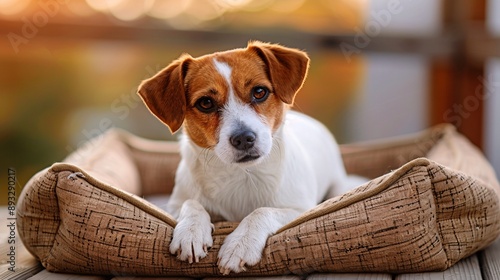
[{"x1": 138, "y1": 41, "x2": 309, "y2": 166}]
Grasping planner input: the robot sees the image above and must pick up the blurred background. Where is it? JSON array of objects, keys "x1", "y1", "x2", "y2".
[{"x1": 1, "y1": 0, "x2": 499, "y2": 204}]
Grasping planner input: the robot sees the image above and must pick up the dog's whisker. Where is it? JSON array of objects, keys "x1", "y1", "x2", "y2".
[
  {"x1": 201, "y1": 148, "x2": 212, "y2": 172},
  {"x1": 244, "y1": 169, "x2": 256, "y2": 189},
  {"x1": 274, "y1": 139, "x2": 284, "y2": 163}
]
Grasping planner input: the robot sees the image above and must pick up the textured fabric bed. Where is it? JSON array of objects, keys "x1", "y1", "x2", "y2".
[{"x1": 17, "y1": 124, "x2": 500, "y2": 277}]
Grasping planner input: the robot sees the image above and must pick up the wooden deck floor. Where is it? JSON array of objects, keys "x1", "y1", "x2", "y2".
[{"x1": 2, "y1": 206, "x2": 499, "y2": 280}]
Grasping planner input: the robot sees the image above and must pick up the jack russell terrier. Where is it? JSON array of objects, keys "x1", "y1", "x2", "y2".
[{"x1": 138, "y1": 41, "x2": 362, "y2": 275}]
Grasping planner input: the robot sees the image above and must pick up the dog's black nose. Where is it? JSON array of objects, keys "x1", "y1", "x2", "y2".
[{"x1": 230, "y1": 131, "x2": 256, "y2": 150}]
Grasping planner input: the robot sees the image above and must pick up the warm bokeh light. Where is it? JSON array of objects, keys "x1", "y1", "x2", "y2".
[
  {"x1": 268, "y1": 0, "x2": 305, "y2": 13},
  {"x1": 0, "y1": 0, "x2": 367, "y2": 32},
  {"x1": 147, "y1": 0, "x2": 192, "y2": 20},
  {"x1": 0, "y1": 0, "x2": 30, "y2": 16},
  {"x1": 108, "y1": 0, "x2": 155, "y2": 21},
  {"x1": 85, "y1": 0, "x2": 113, "y2": 13}
]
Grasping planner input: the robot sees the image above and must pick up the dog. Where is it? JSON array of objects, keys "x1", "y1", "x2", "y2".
[{"x1": 137, "y1": 41, "x2": 361, "y2": 275}]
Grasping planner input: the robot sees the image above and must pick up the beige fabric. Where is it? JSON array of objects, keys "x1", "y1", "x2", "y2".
[{"x1": 17, "y1": 125, "x2": 500, "y2": 277}]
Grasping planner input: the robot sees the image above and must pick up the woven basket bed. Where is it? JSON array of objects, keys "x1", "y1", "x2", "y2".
[{"x1": 17, "y1": 124, "x2": 500, "y2": 277}]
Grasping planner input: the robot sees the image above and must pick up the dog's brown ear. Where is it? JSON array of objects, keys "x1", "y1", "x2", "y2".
[
  {"x1": 247, "y1": 41, "x2": 309, "y2": 105},
  {"x1": 137, "y1": 55, "x2": 192, "y2": 133}
]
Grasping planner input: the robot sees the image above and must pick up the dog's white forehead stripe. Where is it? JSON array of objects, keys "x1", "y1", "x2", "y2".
[
  {"x1": 213, "y1": 59, "x2": 232, "y2": 86},
  {"x1": 213, "y1": 59, "x2": 243, "y2": 114}
]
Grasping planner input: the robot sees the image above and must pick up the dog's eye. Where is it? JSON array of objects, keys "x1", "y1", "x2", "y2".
[
  {"x1": 251, "y1": 86, "x2": 270, "y2": 103},
  {"x1": 195, "y1": 97, "x2": 217, "y2": 113}
]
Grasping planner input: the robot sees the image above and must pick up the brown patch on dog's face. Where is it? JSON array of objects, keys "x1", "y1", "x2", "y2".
[{"x1": 182, "y1": 58, "x2": 227, "y2": 148}]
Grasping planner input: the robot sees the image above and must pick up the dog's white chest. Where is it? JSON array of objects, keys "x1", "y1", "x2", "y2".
[{"x1": 193, "y1": 156, "x2": 283, "y2": 221}]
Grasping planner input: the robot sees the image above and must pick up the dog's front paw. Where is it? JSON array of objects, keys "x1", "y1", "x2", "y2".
[
  {"x1": 169, "y1": 216, "x2": 214, "y2": 263},
  {"x1": 217, "y1": 228, "x2": 266, "y2": 275}
]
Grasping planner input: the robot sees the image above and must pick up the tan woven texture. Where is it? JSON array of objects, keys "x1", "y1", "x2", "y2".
[{"x1": 17, "y1": 124, "x2": 500, "y2": 277}]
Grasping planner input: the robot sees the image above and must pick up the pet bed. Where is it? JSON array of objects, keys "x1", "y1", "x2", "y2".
[{"x1": 17, "y1": 124, "x2": 500, "y2": 277}]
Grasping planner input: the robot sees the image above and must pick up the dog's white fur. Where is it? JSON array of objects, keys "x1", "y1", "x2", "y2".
[{"x1": 166, "y1": 60, "x2": 357, "y2": 274}]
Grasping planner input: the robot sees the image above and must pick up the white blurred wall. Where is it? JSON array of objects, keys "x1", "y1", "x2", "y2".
[
  {"x1": 485, "y1": 0, "x2": 500, "y2": 176},
  {"x1": 344, "y1": 53, "x2": 429, "y2": 141}
]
